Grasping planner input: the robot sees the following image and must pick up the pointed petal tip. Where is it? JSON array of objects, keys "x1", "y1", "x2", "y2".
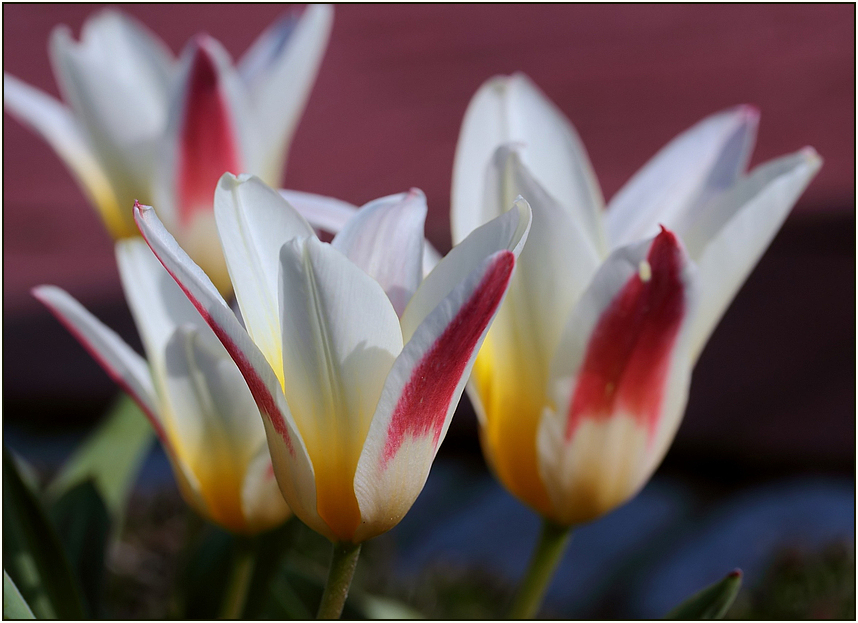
[
  {"x1": 30, "y1": 284, "x2": 54, "y2": 302},
  {"x1": 190, "y1": 32, "x2": 217, "y2": 53},
  {"x1": 650, "y1": 225, "x2": 685, "y2": 269},
  {"x1": 512, "y1": 194, "x2": 532, "y2": 217},
  {"x1": 800, "y1": 146, "x2": 823, "y2": 168},
  {"x1": 481, "y1": 73, "x2": 519, "y2": 94},
  {"x1": 133, "y1": 199, "x2": 152, "y2": 217},
  {"x1": 737, "y1": 103, "x2": 760, "y2": 124},
  {"x1": 656, "y1": 223, "x2": 678, "y2": 242},
  {"x1": 479, "y1": 72, "x2": 535, "y2": 97},
  {"x1": 217, "y1": 171, "x2": 242, "y2": 190}
]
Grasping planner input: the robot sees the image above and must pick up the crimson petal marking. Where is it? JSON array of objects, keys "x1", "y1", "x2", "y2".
[
  {"x1": 134, "y1": 201, "x2": 294, "y2": 455},
  {"x1": 351, "y1": 249, "x2": 516, "y2": 542},
  {"x1": 383, "y1": 251, "x2": 515, "y2": 463},
  {"x1": 566, "y1": 228, "x2": 686, "y2": 442},
  {"x1": 31, "y1": 285, "x2": 168, "y2": 448},
  {"x1": 177, "y1": 38, "x2": 241, "y2": 227}
]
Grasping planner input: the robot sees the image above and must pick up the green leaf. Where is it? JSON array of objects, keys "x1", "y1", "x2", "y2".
[
  {"x1": 4, "y1": 570, "x2": 35, "y2": 619},
  {"x1": 48, "y1": 481, "x2": 110, "y2": 617},
  {"x1": 47, "y1": 393, "x2": 154, "y2": 526},
  {"x1": 666, "y1": 569, "x2": 743, "y2": 619},
  {"x1": 3, "y1": 447, "x2": 85, "y2": 619}
]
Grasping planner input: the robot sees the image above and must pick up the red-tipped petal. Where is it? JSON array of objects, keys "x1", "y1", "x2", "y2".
[
  {"x1": 566, "y1": 228, "x2": 686, "y2": 440},
  {"x1": 31, "y1": 285, "x2": 168, "y2": 446},
  {"x1": 385, "y1": 251, "x2": 514, "y2": 460},
  {"x1": 133, "y1": 199, "x2": 328, "y2": 538},
  {"x1": 351, "y1": 250, "x2": 515, "y2": 542},
  {"x1": 133, "y1": 201, "x2": 290, "y2": 451}
]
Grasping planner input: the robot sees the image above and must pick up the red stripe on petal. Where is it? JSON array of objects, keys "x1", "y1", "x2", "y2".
[
  {"x1": 33, "y1": 290, "x2": 171, "y2": 451},
  {"x1": 566, "y1": 227, "x2": 686, "y2": 441},
  {"x1": 177, "y1": 39, "x2": 241, "y2": 227},
  {"x1": 204, "y1": 314, "x2": 294, "y2": 456},
  {"x1": 382, "y1": 251, "x2": 515, "y2": 464},
  {"x1": 135, "y1": 202, "x2": 294, "y2": 455}
]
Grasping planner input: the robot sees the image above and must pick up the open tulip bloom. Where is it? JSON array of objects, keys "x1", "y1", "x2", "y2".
[
  {"x1": 33, "y1": 239, "x2": 291, "y2": 535},
  {"x1": 452, "y1": 73, "x2": 820, "y2": 616},
  {"x1": 5, "y1": 5, "x2": 332, "y2": 294},
  {"x1": 133, "y1": 173, "x2": 531, "y2": 549}
]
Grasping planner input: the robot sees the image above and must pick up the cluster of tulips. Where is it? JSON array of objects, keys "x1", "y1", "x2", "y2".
[{"x1": 4, "y1": 6, "x2": 820, "y2": 619}]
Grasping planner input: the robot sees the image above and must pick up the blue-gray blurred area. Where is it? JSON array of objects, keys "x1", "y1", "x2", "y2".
[
  {"x1": 6, "y1": 426, "x2": 853, "y2": 618},
  {"x1": 390, "y1": 462, "x2": 853, "y2": 618}
]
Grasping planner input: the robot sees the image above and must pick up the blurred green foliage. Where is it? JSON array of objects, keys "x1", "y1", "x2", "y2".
[
  {"x1": 666, "y1": 570, "x2": 742, "y2": 619},
  {"x1": 729, "y1": 543, "x2": 855, "y2": 619}
]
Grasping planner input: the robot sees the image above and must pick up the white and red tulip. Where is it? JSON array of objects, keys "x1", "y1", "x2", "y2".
[
  {"x1": 5, "y1": 5, "x2": 333, "y2": 294},
  {"x1": 134, "y1": 173, "x2": 531, "y2": 543},
  {"x1": 453, "y1": 73, "x2": 821, "y2": 525},
  {"x1": 33, "y1": 239, "x2": 291, "y2": 535}
]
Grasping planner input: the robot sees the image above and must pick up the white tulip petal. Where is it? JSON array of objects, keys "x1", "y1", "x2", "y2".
[
  {"x1": 239, "y1": 4, "x2": 334, "y2": 184},
  {"x1": 353, "y1": 249, "x2": 515, "y2": 542},
  {"x1": 332, "y1": 190, "x2": 427, "y2": 316},
  {"x1": 539, "y1": 229, "x2": 697, "y2": 524},
  {"x1": 279, "y1": 188, "x2": 359, "y2": 234},
  {"x1": 31, "y1": 285, "x2": 162, "y2": 442},
  {"x1": 48, "y1": 21, "x2": 169, "y2": 204},
  {"x1": 463, "y1": 148, "x2": 603, "y2": 509},
  {"x1": 3, "y1": 73, "x2": 126, "y2": 235},
  {"x1": 34, "y1": 285, "x2": 212, "y2": 518},
  {"x1": 49, "y1": 14, "x2": 172, "y2": 142},
  {"x1": 115, "y1": 239, "x2": 206, "y2": 376},
  {"x1": 241, "y1": 444, "x2": 291, "y2": 535},
  {"x1": 687, "y1": 148, "x2": 822, "y2": 361},
  {"x1": 279, "y1": 236, "x2": 402, "y2": 542},
  {"x1": 421, "y1": 244, "x2": 443, "y2": 278},
  {"x1": 134, "y1": 200, "x2": 320, "y2": 534},
  {"x1": 162, "y1": 325, "x2": 262, "y2": 471},
  {"x1": 279, "y1": 188, "x2": 443, "y2": 278},
  {"x1": 606, "y1": 105, "x2": 759, "y2": 249},
  {"x1": 214, "y1": 174, "x2": 314, "y2": 375},
  {"x1": 487, "y1": 145, "x2": 602, "y2": 372},
  {"x1": 238, "y1": 10, "x2": 302, "y2": 87},
  {"x1": 452, "y1": 73, "x2": 604, "y2": 253},
  {"x1": 401, "y1": 197, "x2": 531, "y2": 343},
  {"x1": 161, "y1": 324, "x2": 270, "y2": 532},
  {"x1": 74, "y1": 9, "x2": 174, "y2": 97}
]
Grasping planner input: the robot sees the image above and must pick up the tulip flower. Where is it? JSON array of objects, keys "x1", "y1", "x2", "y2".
[
  {"x1": 135, "y1": 173, "x2": 530, "y2": 543},
  {"x1": 33, "y1": 239, "x2": 291, "y2": 536},
  {"x1": 134, "y1": 173, "x2": 530, "y2": 617},
  {"x1": 5, "y1": 5, "x2": 333, "y2": 294},
  {"x1": 453, "y1": 73, "x2": 820, "y2": 616}
]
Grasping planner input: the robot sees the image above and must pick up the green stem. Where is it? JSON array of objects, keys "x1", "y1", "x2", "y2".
[
  {"x1": 316, "y1": 541, "x2": 362, "y2": 619},
  {"x1": 508, "y1": 519, "x2": 572, "y2": 619},
  {"x1": 221, "y1": 537, "x2": 257, "y2": 619}
]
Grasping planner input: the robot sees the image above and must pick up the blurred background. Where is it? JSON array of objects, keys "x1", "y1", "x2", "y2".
[{"x1": 4, "y1": 4, "x2": 854, "y2": 618}]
